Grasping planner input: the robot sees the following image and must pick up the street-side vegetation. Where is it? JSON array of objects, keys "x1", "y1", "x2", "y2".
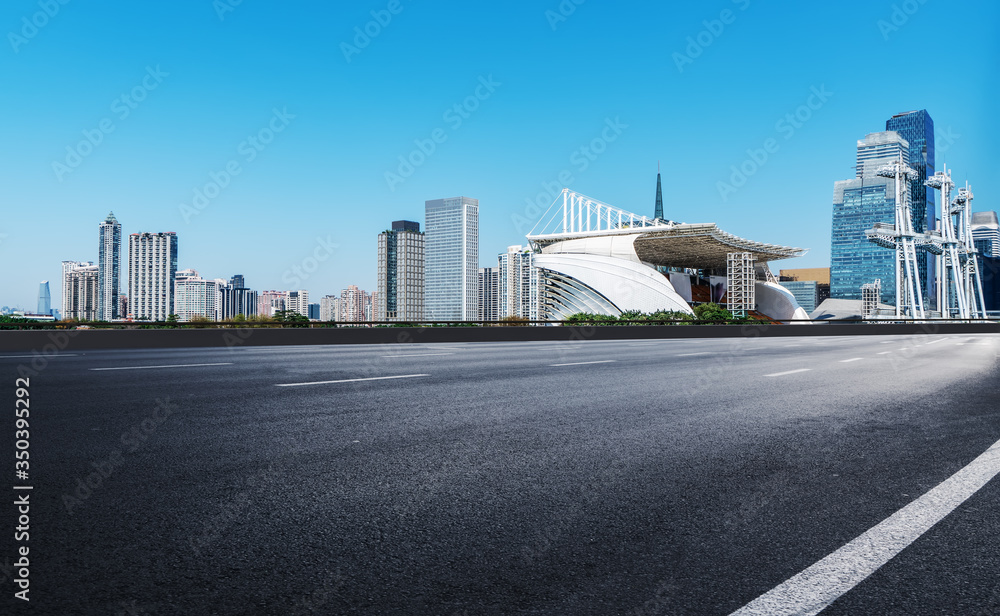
[{"x1": 564, "y1": 304, "x2": 767, "y2": 325}]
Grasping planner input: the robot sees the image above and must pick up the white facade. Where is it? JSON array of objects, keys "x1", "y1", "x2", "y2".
[
  {"x1": 497, "y1": 245, "x2": 540, "y2": 320},
  {"x1": 320, "y1": 295, "x2": 339, "y2": 322},
  {"x1": 339, "y1": 285, "x2": 367, "y2": 322},
  {"x1": 63, "y1": 263, "x2": 100, "y2": 321},
  {"x1": 856, "y1": 132, "x2": 909, "y2": 179},
  {"x1": 61, "y1": 261, "x2": 93, "y2": 319},
  {"x1": 174, "y1": 269, "x2": 220, "y2": 322},
  {"x1": 287, "y1": 290, "x2": 310, "y2": 317},
  {"x1": 425, "y1": 197, "x2": 478, "y2": 321},
  {"x1": 128, "y1": 232, "x2": 178, "y2": 321}
]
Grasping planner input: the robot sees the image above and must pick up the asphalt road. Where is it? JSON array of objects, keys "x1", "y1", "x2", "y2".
[{"x1": 2, "y1": 333, "x2": 1000, "y2": 615}]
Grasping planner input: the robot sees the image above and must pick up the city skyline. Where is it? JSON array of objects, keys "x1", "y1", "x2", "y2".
[{"x1": 1, "y1": 2, "x2": 998, "y2": 310}]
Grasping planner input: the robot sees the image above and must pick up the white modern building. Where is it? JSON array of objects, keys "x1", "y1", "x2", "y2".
[
  {"x1": 339, "y1": 285, "x2": 369, "y2": 323},
  {"x1": 62, "y1": 262, "x2": 100, "y2": 321},
  {"x1": 972, "y1": 211, "x2": 1000, "y2": 258},
  {"x1": 174, "y1": 269, "x2": 220, "y2": 322},
  {"x1": 377, "y1": 220, "x2": 425, "y2": 321},
  {"x1": 97, "y1": 212, "x2": 122, "y2": 321},
  {"x1": 528, "y1": 190, "x2": 810, "y2": 321},
  {"x1": 287, "y1": 290, "x2": 310, "y2": 318},
  {"x1": 128, "y1": 232, "x2": 178, "y2": 321},
  {"x1": 319, "y1": 294, "x2": 340, "y2": 322},
  {"x1": 498, "y1": 245, "x2": 541, "y2": 321},
  {"x1": 425, "y1": 197, "x2": 478, "y2": 321}
]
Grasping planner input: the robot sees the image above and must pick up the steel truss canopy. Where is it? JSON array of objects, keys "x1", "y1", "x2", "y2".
[{"x1": 526, "y1": 189, "x2": 806, "y2": 269}]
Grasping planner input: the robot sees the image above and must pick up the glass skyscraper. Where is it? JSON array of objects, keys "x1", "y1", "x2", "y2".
[
  {"x1": 377, "y1": 220, "x2": 424, "y2": 321},
  {"x1": 98, "y1": 212, "x2": 121, "y2": 321},
  {"x1": 425, "y1": 197, "x2": 479, "y2": 321},
  {"x1": 830, "y1": 132, "x2": 909, "y2": 305},
  {"x1": 37, "y1": 281, "x2": 51, "y2": 315},
  {"x1": 885, "y1": 110, "x2": 935, "y2": 304}
]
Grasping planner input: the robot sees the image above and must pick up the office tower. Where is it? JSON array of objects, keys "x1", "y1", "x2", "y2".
[
  {"x1": 37, "y1": 281, "x2": 51, "y2": 316},
  {"x1": 498, "y1": 245, "x2": 541, "y2": 320},
  {"x1": 654, "y1": 167, "x2": 664, "y2": 220},
  {"x1": 886, "y1": 110, "x2": 935, "y2": 303},
  {"x1": 98, "y1": 212, "x2": 121, "y2": 321},
  {"x1": 377, "y1": 220, "x2": 425, "y2": 322},
  {"x1": 64, "y1": 264, "x2": 100, "y2": 320},
  {"x1": 128, "y1": 232, "x2": 178, "y2": 320},
  {"x1": 830, "y1": 132, "x2": 909, "y2": 305},
  {"x1": 230, "y1": 274, "x2": 245, "y2": 289},
  {"x1": 364, "y1": 292, "x2": 375, "y2": 321},
  {"x1": 779, "y1": 268, "x2": 831, "y2": 307},
  {"x1": 119, "y1": 294, "x2": 128, "y2": 319},
  {"x1": 972, "y1": 211, "x2": 1000, "y2": 258},
  {"x1": 478, "y1": 267, "x2": 499, "y2": 322},
  {"x1": 308, "y1": 303, "x2": 320, "y2": 320},
  {"x1": 287, "y1": 290, "x2": 310, "y2": 317},
  {"x1": 173, "y1": 269, "x2": 220, "y2": 321},
  {"x1": 425, "y1": 197, "x2": 479, "y2": 321},
  {"x1": 319, "y1": 295, "x2": 339, "y2": 322}
]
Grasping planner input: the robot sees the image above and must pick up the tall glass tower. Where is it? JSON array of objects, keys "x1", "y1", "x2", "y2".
[
  {"x1": 37, "y1": 281, "x2": 51, "y2": 315},
  {"x1": 98, "y1": 212, "x2": 122, "y2": 321},
  {"x1": 377, "y1": 220, "x2": 424, "y2": 321},
  {"x1": 425, "y1": 197, "x2": 479, "y2": 321},
  {"x1": 830, "y1": 132, "x2": 910, "y2": 305},
  {"x1": 885, "y1": 110, "x2": 935, "y2": 304}
]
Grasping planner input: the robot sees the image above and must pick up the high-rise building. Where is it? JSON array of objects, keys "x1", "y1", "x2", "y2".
[
  {"x1": 98, "y1": 212, "x2": 121, "y2": 321},
  {"x1": 287, "y1": 290, "x2": 310, "y2": 317},
  {"x1": 339, "y1": 285, "x2": 368, "y2": 323},
  {"x1": 173, "y1": 269, "x2": 220, "y2": 321},
  {"x1": 61, "y1": 261, "x2": 91, "y2": 319},
  {"x1": 308, "y1": 303, "x2": 320, "y2": 320},
  {"x1": 498, "y1": 245, "x2": 541, "y2": 321},
  {"x1": 37, "y1": 281, "x2": 51, "y2": 316},
  {"x1": 377, "y1": 220, "x2": 425, "y2": 322},
  {"x1": 654, "y1": 167, "x2": 664, "y2": 220},
  {"x1": 478, "y1": 267, "x2": 499, "y2": 322},
  {"x1": 425, "y1": 197, "x2": 479, "y2": 321},
  {"x1": 128, "y1": 232, "x2": 178, "y2": 321},
  {"x1": 319, "y1": 295, "x2": 339, "y2": 322},
  {"x1": 972, "y1": 211, "x2": 1000, "y2": 258},
  {"x1": 64, "y1": 264, "x2": 100, "y2": 320},
  {"x1": 218, "y1": 278, "x2": 257, "y2": 320},
  {"x1": 830, "y1": 132, "x2": 909, "y2": 305},
  {"x1": 258, "y1": 291, "x2": 287, "y2": 317},
  {"x1": 886, "y1": 110, "x2": 936, "y2": 303},
  {"x1": 230, "y1": 274, "x2": 245, "y2": 289},
  {"x1": 778, "y1": 280, "x2": 819, "y2": 313}
]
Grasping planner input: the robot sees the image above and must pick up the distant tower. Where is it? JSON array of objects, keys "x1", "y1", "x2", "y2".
[
  {"x1": 98, "y1": 212, "x2": 122, "y2": 321},
  {"x1": 654, "y1": 163, "x2": 664, "y2": 220},
  {"x1": 37, "y1": 281, "x2": 51, "y2": 315}
]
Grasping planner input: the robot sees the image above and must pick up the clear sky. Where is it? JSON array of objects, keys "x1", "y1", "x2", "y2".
[{"x1": 1, "y1": 0, "x2": 997, "y2": 311}]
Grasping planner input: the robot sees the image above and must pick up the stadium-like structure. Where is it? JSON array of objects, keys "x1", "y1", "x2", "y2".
[{"x1": 526, "y1": 187, "x2": 811, "y2": 322}]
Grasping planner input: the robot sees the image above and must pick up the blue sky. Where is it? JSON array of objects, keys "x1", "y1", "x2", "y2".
[{"x1": 1, "y1": 0, "x2": 998, "y2": 310}]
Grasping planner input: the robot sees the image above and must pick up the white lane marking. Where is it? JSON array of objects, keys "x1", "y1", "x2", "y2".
[
  {"x1": 90, "y1": 362, "x2": 233, "y2": 371},
  {"x1": 880, "y1": 341, "x2": 894, "y2": 344},
  {"x1": 729, "y1": 438, "x2": 1000, "y2": 616},
  {"x1": 840, "y1": 358, "x2": 864, "y2": 363},
  {"x1": 0, "y1": 354, "x2": 79, "y2": 358},
  {"x1": 677, "y1": 352, "x2": 712, "y2": 357},
  {"x1": 924, "y1": 339, "x2": 946, "y2": 346},
  {"x1": 276, "y1": 374, "x2": 429, "y2": 387},
  {"x1": 877, "y1": 351, "x2": 891, "y2": 355},
  {"x1": 550, "y1": 360, "x2": 617, "y2": 367},
  {"x1": 765, "y1": 369, "x2": 812, "y2": 377},
  {"x1": 381, "y1": 353, "x2": 455, "y2": 358}
]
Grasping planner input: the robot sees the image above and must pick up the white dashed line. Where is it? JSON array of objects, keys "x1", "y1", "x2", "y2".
[
  {"x1": 729, "y1": 438, "x2": 1000, "y2": 616},
  {"x1": 765, "y1": 369, "x2": 812, "y2": 377},
  {"x1": 381, "y1": 353, "x2": 455, "y2": 358},
  {"x1": 677, "y1": 352, "x2": 711, "y2": 357},
  {"x1": 877, "y1": 352, "x2": 891, "y2": 355},
  {"x1": 550, "y1": 360, "x2": 616, "y2": 367},
  {"x1": 90, "y1": 362, "x2": 233, "y2": 371},
  {"x1": 840, "y1": 358, "x2": 864, "y2": 363},
  {"x1": 276, "y1": 374, "x2": 429, "y2": 387}
]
